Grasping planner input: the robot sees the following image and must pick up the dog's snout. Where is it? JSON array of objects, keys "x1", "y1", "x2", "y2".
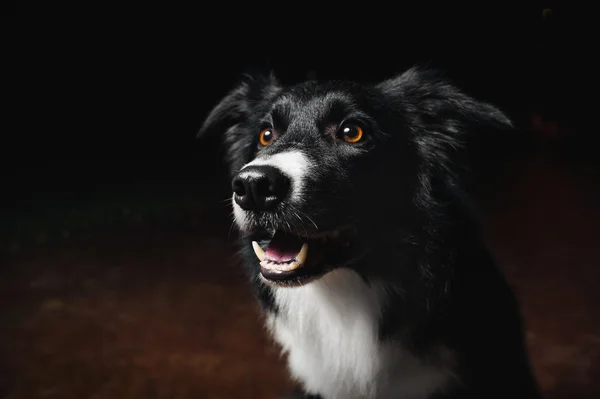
[{"x1": 232, "y1": 165, "x2": 290, "y2": 211}]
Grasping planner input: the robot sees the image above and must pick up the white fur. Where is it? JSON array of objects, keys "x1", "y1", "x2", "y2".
[
  {"x1": 233, "y1": 151, "x2": 453, "y2": 397},
  {"x1": 233, "y1": 150, "x2": 312, "y2": 231},
  {"x1": 242, "y1": 150, "x2": 311, "y2": 203},
  {"x1": 266, "y1": 269, "x2": 454, "y2": 399},
  {"x1": 232, "y1": 200, "x2": 250, "y2": 231}
]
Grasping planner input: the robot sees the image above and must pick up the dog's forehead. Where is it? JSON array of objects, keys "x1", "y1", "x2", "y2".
[{"x1": 270, "y1": 84, "x2": 362, "y2": 122}]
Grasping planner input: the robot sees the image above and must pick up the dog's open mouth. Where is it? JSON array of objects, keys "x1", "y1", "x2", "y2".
[{"x1": 251, "y1": 227, "x2": 356, "y2": 286}]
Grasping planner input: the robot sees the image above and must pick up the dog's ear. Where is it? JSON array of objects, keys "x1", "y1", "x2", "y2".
[
  {"x1": 376, "y1": 66, "x2": 512, "y2": 133},
  {"x1": 376, "y1": 66, "x2": 513, "y2": 188},
  {"x1": 197, "y1": 72, "x2": 281, "y2": 140},
  {"x1": 197, "y1": 72, "x2": 281, "y2": 175}
]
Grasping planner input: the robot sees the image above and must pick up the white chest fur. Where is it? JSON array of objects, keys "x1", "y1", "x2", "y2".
[{"x1": 265, "y1": 269, "x2": 453, "y2": 399}]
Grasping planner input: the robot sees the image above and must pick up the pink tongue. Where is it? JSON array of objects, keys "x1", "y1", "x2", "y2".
[{"x1": 265, "y1": 231, "x2": 304, "y2": 262}]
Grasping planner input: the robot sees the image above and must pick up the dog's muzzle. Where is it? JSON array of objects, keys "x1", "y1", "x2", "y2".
[{"x1": 229, "y1": 151, "x2": 357, "y2": 286}]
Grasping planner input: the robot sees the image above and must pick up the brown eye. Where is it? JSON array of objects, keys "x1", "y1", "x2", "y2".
[
  {"x1": 340, "y1": 123, "x2": 364, "y2": 143},
  {"x1": 259, "y1": 129, "x2": 274, "y2": 146}
]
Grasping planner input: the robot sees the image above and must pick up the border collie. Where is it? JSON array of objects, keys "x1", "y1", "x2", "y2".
[{"x1": 197, "y1": 67, "x2": 540, "y2": 399}]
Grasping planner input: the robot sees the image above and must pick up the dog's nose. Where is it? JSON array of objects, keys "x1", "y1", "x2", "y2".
[{"x1": 232, "y1": 165, "x2": 291, "y2": 211}]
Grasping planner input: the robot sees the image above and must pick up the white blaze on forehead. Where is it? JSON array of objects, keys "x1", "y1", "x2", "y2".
[{"x1": 241, "y1": 150, "x2": 311, "y2": 203}]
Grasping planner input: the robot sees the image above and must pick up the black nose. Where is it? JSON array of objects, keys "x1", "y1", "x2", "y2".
[{"x1": 232, "y1": 165, "x2": 291, "y2": 211}]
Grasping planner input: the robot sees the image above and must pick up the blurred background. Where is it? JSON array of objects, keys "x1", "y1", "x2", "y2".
[{"x1": 3, "y1": 5, "x2": 599, "y2": 399}]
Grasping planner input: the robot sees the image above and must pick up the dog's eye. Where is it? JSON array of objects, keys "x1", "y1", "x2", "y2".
[
  {"x1": 340, "y1": 123, "x2": 364, "y2": 143},
  {"x1": 259, "y1": 129, "x2": 275, "y2": 147}
]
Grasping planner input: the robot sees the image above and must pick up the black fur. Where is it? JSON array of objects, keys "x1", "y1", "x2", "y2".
[{"x1": 198, "y1": 67, "x2": 540, "y2": 398}]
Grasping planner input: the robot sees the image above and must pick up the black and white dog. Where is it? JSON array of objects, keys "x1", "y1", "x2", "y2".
[{"x1": 197, "y1": 67, "x2": 540, "y2": 399}]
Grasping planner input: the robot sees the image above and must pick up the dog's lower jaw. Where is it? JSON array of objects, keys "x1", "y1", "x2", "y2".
[{"x1": 265, "y1": 269, "x2": 454, "y2": 399}]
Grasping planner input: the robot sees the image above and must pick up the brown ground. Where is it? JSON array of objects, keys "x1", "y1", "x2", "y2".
[{"x1": 2, "y1": 149, "x2": 599, "y2": 399}]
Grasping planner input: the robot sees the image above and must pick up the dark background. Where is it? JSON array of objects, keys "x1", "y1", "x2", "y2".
[
  {"x1": 3, "y1": 6, "x2": 600, "y2": 399},
  {"x1": 6, "y1": 4, "x2": 591, "y2": 200}
]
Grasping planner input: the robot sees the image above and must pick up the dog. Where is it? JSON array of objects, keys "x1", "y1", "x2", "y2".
[{"x1": 197, "y1": 67, "x2": 541, "y2": 399}]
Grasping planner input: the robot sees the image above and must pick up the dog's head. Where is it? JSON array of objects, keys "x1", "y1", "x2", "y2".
[{"x1": 198, "y1": 67, "x2": 511, "y2": 287}]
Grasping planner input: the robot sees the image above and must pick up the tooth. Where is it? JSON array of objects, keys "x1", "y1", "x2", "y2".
[
  {"x1": 261, "y1": 260, "x2": 301, "y2": 271},
  {"x1": 285, "y1": 261, "x2": 299, "y2": 271},
  {"x1": 252, "y1": 241, "x2": 266, "y2": 262},
  {"x1": 296, "y1": 243, "x2": 308, "y2": 265}
]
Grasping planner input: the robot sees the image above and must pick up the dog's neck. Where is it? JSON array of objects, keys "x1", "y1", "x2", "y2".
[{"x1": 265, "y1": 268, "x2": 454, "y2": 399}]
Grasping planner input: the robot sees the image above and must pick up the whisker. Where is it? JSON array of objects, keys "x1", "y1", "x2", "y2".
[
  {"x1": 288, "y1": 204, "x2": 317, "y2": 236},
  {"x1": 298, "y1": 208, "x2": 319, "y2": 230},
  {"x1": 291, "y1": 210, "x2": 309, "y2": 238},
  {"x1": 284, "y1": 218, "x2": 293, "y2": 235},
  {"x1": 227, "y1": 211, "x2": 237, "y2": 239}
]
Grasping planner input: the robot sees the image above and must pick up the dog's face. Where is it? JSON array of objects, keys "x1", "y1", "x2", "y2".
[{"x1": 198, "y1": 68, "x2": 511, "y2": 287}]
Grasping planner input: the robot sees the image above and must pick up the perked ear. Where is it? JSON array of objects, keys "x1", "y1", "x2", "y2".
[{"x1": 197, "y1": 72, "x2": 281, "y2": 140}]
